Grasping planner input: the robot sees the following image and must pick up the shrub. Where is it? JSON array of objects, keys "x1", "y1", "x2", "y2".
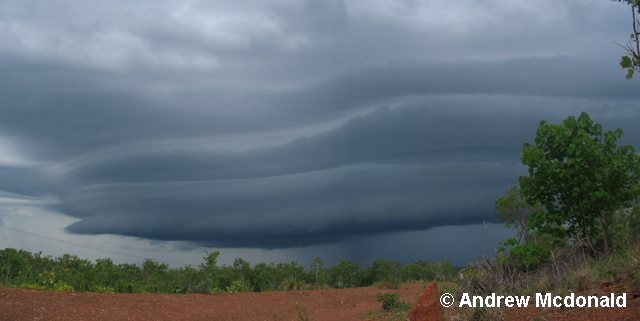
[
  {"x1": 226, "y1": 279, "x2": 252, "y2": 293},
  {"x1": 280, "y1": 277, "x2": 304, "y2": 291},
  {"x1": 375, "y1": 293, "x2": 410, "y2": 312},
  {"x1": 21, "y1": 283, "x2": 46, "y2": 290},
  {"x1": 376, "y1": 293, "x2": 401, "y2": 311},
  {"x1": 95, "y1": 286, "x2": 116, "y2": 294},
  {"x1": 53, "y1": 281, "x2": 74, "y2": 292},
  {"x1": 497, "y1": 238, "x2": 549, "y2": 271}
]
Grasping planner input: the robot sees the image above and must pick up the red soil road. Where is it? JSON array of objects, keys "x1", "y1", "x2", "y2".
[{"x1": 0, "y1": 283, "x2": 425, "y2": 321}]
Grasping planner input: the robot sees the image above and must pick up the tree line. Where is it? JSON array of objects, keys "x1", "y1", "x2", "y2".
[{"x1": 0, "y1": 248, "x2": 457, "y2": 293}]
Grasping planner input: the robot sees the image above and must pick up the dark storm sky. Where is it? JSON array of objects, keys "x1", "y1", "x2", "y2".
[{"x1": 0, "y1": 0, "x2": 638, "y2": 265}]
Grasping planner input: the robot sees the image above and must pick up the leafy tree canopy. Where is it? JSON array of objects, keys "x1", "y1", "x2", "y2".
[{"x1": 519, "y1": 112, "x2": 640, "y2": 251}]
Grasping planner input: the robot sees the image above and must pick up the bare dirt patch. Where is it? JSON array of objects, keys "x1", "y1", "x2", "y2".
[{"x1": 0, "y1": 283, "x2": 423, "y2": 321}]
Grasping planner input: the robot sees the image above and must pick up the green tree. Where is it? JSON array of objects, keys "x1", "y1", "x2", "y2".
[
  {"x1": 141, "y1": 259, "x2": 168, "y2": 292},
  {"x1": 329, "y1": 259, "x2": 365, "y2": 288},
  {"x1": 0, "y1": 248, "x2": 31, "y2": 285},
  {"x1": 310, "y1": 257, "x2": 325, "y2": 287},
  {"x1": 252, "y1": 263, "x2": 278, "y2": 291},
  {"x1": 199, "y1": 251, "x2": 221, "y2": 292},
  {"x1": 275, "y1": 262, "x2": 305, "y2": 291},
  {"x1": 232, "y1": 258, "x2": 252, "y2": 282},
  {"x1": 520, "y1": 112, "x2": 640, "y2": 252},
  {"x1": 400, "y1": 260, "x2": 430, "y2": 281},
  {"x1": 171, "y1": 266, "x2": 203, "y2": 293},
  {"x1": 428, "y1": 261, "x2": 457, "y2": 281},
  {"x1": 367, "y1": 259, "x2": 401, "y2": 288},
  {"x1": 94, "y1": 258, "x2": 118, "y2": 289}
]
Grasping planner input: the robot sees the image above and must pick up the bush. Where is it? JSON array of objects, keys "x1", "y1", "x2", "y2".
[
  {"x1": 21, "y1": 283, "x2": 46, "y2": 290},
  {"x1": 497, "y1": 238, "x2": 549, "y2": 271},
  {"x1": 95, "y1": 286, "x2": 116, "y2": 294},
  {"x1": 376, "y1": 293, "x2": 400, "y2": 311},
  {"x1": 53, "y1": 281, "x2": 74, "y2": 292},
  {"x1": 226, "y1": 279, "x2": 252, "y2": 293},
  {"x1": 607, "y1": 204, "x2": 640, "y2": 249},
  {"x1": 375, "y1": 293, "x2": 410, "y2": 312}
]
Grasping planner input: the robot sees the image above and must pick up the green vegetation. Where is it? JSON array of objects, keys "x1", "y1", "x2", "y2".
[
  {"x1": 369, "y1": 292, "x2": 412, "y2": 321},
  {"x1": 520, "y1": 112, "x2": 640, "y2": 253},
  {"x1": 613, "y1": 0, "x2": 640, "y2": 79},
  {"x1": 0, "y1": 248, "x2": 457, "y2": 294},
  {"x1": 450, "y1": 112, "x2": 640, "y2": 320},
  {"x1": 496, "y1": 238, "x2": 549, "y2": 272},
  {"x1": 375, "y1": 293, "x2": 410, "y2": 311},
  {"x1": 461, "y1": 112, "x2": 640, "y2": 301},
  {"x1": 495, "y1": 186, "x2": 550, "y2": 271}
]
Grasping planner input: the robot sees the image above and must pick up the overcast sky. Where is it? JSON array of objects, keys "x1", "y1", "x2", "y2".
[{"x1": 0, "y1": 0, "x2": 638, "y2": 268}]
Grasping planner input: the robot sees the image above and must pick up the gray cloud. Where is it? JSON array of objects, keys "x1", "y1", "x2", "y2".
[
  {"x1": 2, "y1": 56, "x2": 637, "y2": 162},
  {"x1": 55, "y1": 95, "x2": 640, "y2": 184},
  {"x1": 63, "y1": 162, "x2": 516, "y2": 247},
  {"x1": 57, "y1": 99, "x2": 640, "y2": 247}
]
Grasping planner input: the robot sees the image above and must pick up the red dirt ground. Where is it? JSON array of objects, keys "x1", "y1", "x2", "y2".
[
  {"x1": 0, "y1": 283, "x2": 424, "y2": 321},
  {"x1": 1, "y1": 283, "x2": 639, "y2": 321},
  {"x1": 409, "y1": 282, "x2": 443, "y2": 321}
]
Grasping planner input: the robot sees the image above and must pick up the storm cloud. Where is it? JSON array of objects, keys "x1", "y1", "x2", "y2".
[{"x1": 0, "y1": 0, "x2": 638, "y2": 259}]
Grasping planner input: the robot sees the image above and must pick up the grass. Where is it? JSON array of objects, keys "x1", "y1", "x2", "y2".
[
  {"x1": 366, "y1": 304, "x2": 411, "y2": 321},
  {"x1": 366, "y1": 292, "x2": 412, "y2": 321},
  {"x1": 447, "y1": 240, "x2": 640, "y2": 321}
]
